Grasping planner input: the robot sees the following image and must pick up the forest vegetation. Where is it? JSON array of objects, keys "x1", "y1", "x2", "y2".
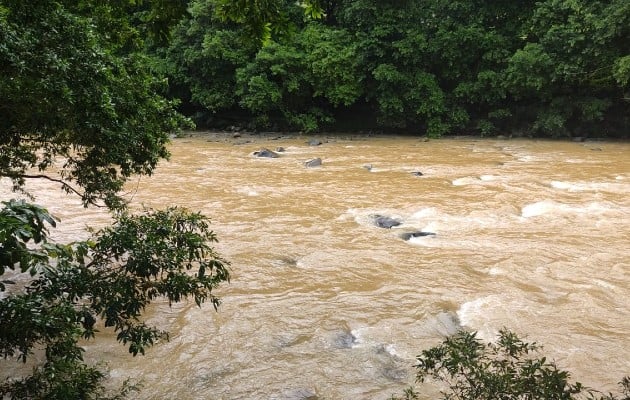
[
  {"x1": 154, "y1": 0, "x2": 630, "y2": 138},
  {"x1": 1, "y1": 1, "x2": 229, "y2": 397}
]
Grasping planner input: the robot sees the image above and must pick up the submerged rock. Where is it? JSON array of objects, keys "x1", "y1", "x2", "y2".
[
  {"x1": 253, "y1": 148, "x2": 279, "y2": 158},
  {"x1": 373, "y1": 215, "x2": 401, "y2": 229},
  {"x1": 304, "y1": 158, "x2": 322, "y2": 168},
  {"x1": 272, "y1": 388, "x2": 318, "y2": 400},
  {"x1": 379, "y1": 360, "x2": 408, "y2": 381},
  {"x1": 424, "y1": 311, "x2": 462, "y2": 336},
  {"x1": 400, "y1": 231, "x2": 436, "y2": 240},
  {"x1": 333, "y1": 331, "x2": 357, "y2": 349},
  {"x1": 307, "y1": 138, "x2": 322, "y2": 146}
]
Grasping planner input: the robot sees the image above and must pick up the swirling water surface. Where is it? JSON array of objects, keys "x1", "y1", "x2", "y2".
[{"x1": 1, "y1": 135, "x2": 628, "y2": 399}]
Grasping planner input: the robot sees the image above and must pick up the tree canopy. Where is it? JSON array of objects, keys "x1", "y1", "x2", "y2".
[
  {"x1": 156, "y1": 0, "x2": 630, "y2": 137},
  {"x1": 0, "y1": 1, "x2": 230, "y2": 398},
  {"x1": 0, "y1": 0, "x2": 190, "y2": 209}
]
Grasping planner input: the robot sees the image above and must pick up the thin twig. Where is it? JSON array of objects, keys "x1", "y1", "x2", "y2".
[{"x1": 14, "y1": 174, "x2": 107, "y2": 208}]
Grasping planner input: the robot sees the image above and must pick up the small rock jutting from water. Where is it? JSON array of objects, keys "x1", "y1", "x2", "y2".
[
  {"x1": 400, "y1": 231, "x2": 436, "y2": 240},
  {"x1": 372, "y1": 215, "x2": 402, "y2": 229},
  {"x1": 363, "y1": 164, "x2": 373, "y2": 171},
  {"x1": 304, "y1": 158, "x2": 322, "y2": 168},
  {"x1": 253, "y1": 148, "x2": 279, "y2": 158},
  {"x1": 333, "y1": 330, "x2": 357, "y2": 349},
  {"x1": 411, "y1": 171, "x2": 424, "y2": 176}
]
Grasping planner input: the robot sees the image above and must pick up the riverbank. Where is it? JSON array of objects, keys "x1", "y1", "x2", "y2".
[{"x1": 175, "y1": 129, "x2": 626, "y2": 147}]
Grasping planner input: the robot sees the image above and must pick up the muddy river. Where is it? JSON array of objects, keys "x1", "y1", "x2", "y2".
[{"x1": 2, "y1": 134, "x2": 629, "y2": 399}]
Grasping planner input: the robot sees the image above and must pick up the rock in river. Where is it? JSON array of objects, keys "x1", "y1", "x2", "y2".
[
  {"x1": 253, "y1": 148, "x2": 279, "y2": 158},
  {"x1": 400, "y1": 231, "x2": 436, "y2": 240},
  {"x1": 333, "y1": 330, "x2": 357, "y2": 349},
  {"x1": 304, "y1": 158, "x2": 322, "y2": 168},
  {"x1": 307, "y1": 138, "x2": 322, "y2": 146},
  {"x1": 373, "y1": 215, "x2": 401, "y2": 229}
]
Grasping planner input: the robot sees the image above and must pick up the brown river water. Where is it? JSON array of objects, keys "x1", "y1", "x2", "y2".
[{"x1": 1, "y1": 134, "x2": 629, "y2": 399}]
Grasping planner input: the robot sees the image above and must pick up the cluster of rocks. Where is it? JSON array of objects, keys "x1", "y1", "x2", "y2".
[
  {"x1": 252, "y1": 138, "x2": 324, "y2": 168},
  {"x1": 371, "y1": 214, "x2": 436, "y2": 241},
  {"x1": 252, "y1": 138, "x2": 432, "y2": 241},
  {"x1": 252, "y1": 137, "x2": 428, "y2": 176}
]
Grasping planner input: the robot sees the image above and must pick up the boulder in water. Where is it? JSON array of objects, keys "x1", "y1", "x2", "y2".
[
  {"x1": 400, "y1": 231, "x2": 436, "y2": 240},
  {"x1": 411, "y1": 171, "x2": 424, "y2": 176},
  {"x1": 304, "y1": 158, "x2": 322, "y2": 168},
  {"x1": 373, "y1": 215, "x2": 401, "y2": 229},
  {"x1": 333, "y1": 331, "x2": 357, "y2": 349},
  {"x1": 253, "y1": 148, "x2": 279, "y2": 158}
]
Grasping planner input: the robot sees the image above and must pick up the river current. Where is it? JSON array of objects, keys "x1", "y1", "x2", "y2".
[{"x1": 1, "y1": 134, "x2": 629, "y2": 399}]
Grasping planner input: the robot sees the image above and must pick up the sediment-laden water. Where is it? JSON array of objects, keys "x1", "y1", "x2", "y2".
[{"x1": 2, "y1": 134, "x2": 628, "y2": 399}]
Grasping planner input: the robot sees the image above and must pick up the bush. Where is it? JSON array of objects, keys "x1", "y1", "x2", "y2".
[{"x1": 393, "y1": 329, "x2": 629, "y2": 400}]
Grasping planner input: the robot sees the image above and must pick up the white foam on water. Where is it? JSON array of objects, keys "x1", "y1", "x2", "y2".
[
  {"x1": 487, "y1": 267, "x2": 505, "y2": 276},
  {"x1": 295, "y1": 258, "x2": 308, "y2": 269},
  {"x1": 407, "y1": 207, "x2": 515, "y2": 242},
  {"x1": 521, "y1": 200, "x2": 617, "y2": 218},
  {"x1": 347, "y1": 327, "x2": 403, "y2": 359},
  {"x1": 282, "y1": 145, "x2": 312, "y2": 154},
  {"x1": 521, "y1": 200, "x2": 564, "y2": 217},
  {"x1": 456, "y1": 295, "x2": 507, "y2": 340},
  {"x1": 236, "y1": 186, "x2": 259, "y2": 196},
  {"x1": 421, "y1": 221, "x2": 440, "y2": 232},
  {"x1": 592, "y1": 279, "x2": 616, "y2": 290},
  {"x1": 452, "y1": 176, "x2": 480, "y2": 186},
  {"x1": 349, "y1": 327, "x2": 370, "y2": 349},
  {"x1": 550, "y1": 180, "x2": 629, "y2": 193},
  {"x1": 383, "y1": 343, "x2": 400, "y2": 357},
  {"x1": 457, "y1": 297, "x2": 493, "y2": 327},
  {"x1": 356, "y1": 209, "x2": 376, "y2": 227},
  {"x1": 550, "y1": 181, "x2": 572, "y2": 190},
  {"x1": 409, "y1": 207, "x2": 439, "y2": 221},
  {"x1": 363, "y1": 166, "x2": 393, "y2": 173},
  {"x1": 453, "y1": 175, "x2": 504, "y2": 186},
  {"x1": 517, "y1": 154, "x2": 541, "y2": 162},
  {"x1": 407, "y1": 233, "x2": 438, "y2": 247}
]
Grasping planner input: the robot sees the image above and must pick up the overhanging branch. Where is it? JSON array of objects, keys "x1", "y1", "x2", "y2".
[{"x1": 6, "y1": 173, "x2": 107, "y2": 208}]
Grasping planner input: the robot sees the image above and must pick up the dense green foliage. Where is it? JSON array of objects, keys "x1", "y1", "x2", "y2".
[
  {"x1": 0, "y1": 1, "x2": 230, "y2": 398},
  {"x1": 0, "y1": 0, "x2": 190, "y2": 209},
  {"x1": 393, "y1": 330, "x2": 630, "y2": 400},
  {"x1": 157, "y1": 0, "x2": 629, "y2": 137},
  {"x1": 0, "y1": 201, "x2": 229, "y2": 398}
]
